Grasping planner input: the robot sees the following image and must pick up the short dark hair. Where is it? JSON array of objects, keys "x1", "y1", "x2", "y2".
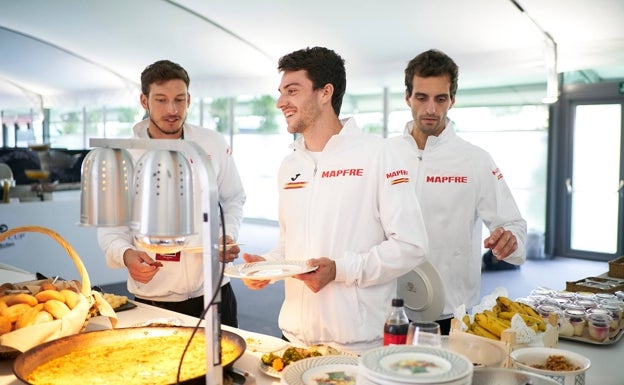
[
  {"x1": 277, "y1": 46, "x2": 346, "y2": 115},
  {"x1": 140, "y1": 60, "x2": 190, "y2": 96},
  {"x1": 404, "y1": 49, "x2": 459, "y2": 98}
]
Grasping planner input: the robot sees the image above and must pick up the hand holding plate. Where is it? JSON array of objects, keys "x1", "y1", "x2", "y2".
[
  {"x1": 295, "y1": 257, "x2": 335, "y2": 293},
  {"x1": 240, "y1": 253, "x2": 271, "y2": 290}
]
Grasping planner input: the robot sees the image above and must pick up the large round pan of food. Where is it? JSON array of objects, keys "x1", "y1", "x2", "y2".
[{"x1": 13, "y1": 326, "x2": 245, "y2": 385}]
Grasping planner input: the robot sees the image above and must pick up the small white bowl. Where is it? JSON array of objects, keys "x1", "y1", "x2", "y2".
[
  {"x1": 442, "y1": 333, "x2": 507, "y2": 368},
  {"x1": 510, "y1": 347, "x2": 591, "y2": 385}
]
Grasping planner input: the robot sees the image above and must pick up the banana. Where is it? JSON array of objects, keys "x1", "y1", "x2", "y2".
[
  {"x1": 497, "y1": 311, "x2": 516, "y2": 320},
  {"x1": 475, "y1": 312, "x2": 507, "y2": 337},
  {"x1": 496, "y1": 296, "x2": 524, "y2": 314},
  {"x1": 519, "y1": 313, "x2": 547, "y2": 331},
  {"x1": 516, "y1": 302, "x2": 540, "y2": 318},
  {"x1": 471, "y1": 323, "x2": 499, "y2": 340}
]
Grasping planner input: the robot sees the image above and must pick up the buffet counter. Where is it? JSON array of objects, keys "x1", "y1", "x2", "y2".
[{"x1": 0, "y1": 300, "x2": 621, "y2": 384}]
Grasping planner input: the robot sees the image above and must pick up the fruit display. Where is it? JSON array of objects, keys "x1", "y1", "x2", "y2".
[{"x1": 462, "y1": 296, "x2": 547, "y2": 341}]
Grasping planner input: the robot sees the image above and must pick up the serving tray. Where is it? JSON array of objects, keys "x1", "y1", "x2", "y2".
[{"x1": 559, "y1": 323, "x2": 624, "y2": 345}]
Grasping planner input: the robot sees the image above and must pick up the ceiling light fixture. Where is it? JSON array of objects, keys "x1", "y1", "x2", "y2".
[{"x1": 509, "y1": 0, "x2": 559, "y2": 104}]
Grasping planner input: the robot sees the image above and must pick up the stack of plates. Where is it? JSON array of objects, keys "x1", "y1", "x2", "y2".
[
  {"x1": 357, "y1": 345, "x2": 473, "y2": 385},
  {"x1": 281, "y1": 355, "x2": 359, "y2": 385}
]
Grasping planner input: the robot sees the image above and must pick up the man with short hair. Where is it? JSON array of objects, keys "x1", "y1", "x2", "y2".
[
  {"x1": 98, "y1": 60, "x2": 246, "y2": 326},
  {"x1": 241, "y1": 47, "x2": 429, "y2": 354},
  {"x1": 388, "y1": 49, "x2": 527, "y2": 334}
]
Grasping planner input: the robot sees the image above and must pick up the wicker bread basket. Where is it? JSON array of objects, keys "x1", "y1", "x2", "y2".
[{"x1": 0, "y1": 225, "x2": 117, "y2": 355}]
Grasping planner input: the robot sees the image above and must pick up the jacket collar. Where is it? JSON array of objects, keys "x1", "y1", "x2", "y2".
[
  {"x1": 292, "y1": 117, "x2": 359, "y2": 152},
  {"x1": 402, "y1": 118, "x2": 456, "y2": 151}
]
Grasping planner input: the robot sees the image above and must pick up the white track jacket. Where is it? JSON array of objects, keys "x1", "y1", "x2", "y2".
[
  {"x1": 263, "y1": 118, "x2": 429, "y2": 354},
  {"x1": 97, "y1": 119, "x2": 246, "y2": 301},
  {"x1": 388, "y1": 120, "x2": 526, "y2": 316}
]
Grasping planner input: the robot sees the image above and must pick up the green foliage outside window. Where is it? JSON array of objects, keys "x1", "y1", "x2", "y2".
[{"x1": 250, "y1": 95, "x2": 278, "y2": 133}]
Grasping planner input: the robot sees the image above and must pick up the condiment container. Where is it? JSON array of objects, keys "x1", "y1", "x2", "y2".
[
  {"x1": 552, "y1": 291, "x2": 576, "y2": 301},
  {"x1": 536, "y1": 304, "x2": 562, "y2": 319},
  {"x1": 586, "y1": 313, "x2": 612, "y2": 341},
  {"x1": 536, "y1": 304, "x2": 564, "y2": 327},
  {"x1": 563, "y1": 308, "x2": 586, "y2": 337},
  {"x1": 594, "y1": 293, "x2": 618, "y2": 302},
  {"x1": 575, "y1": 292, "x2": 595, "y2": 301},
  {"x1": 574, "y1": 299, "x2": 597, "y2": 310},
  {"x1": 599, "y1": 299, "x2": 624, "y2": 320},
  {"x1": 515, "y1": 297, "x2": 539, "y2": 308},
  {"x1": 596, "y1": 304, "x2": 621, "y2": 330},
  {"x1": 530, "y1": 287, "x2": 554, "y2": 297}
]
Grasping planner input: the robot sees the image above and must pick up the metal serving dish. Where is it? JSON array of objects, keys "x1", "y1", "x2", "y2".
[{"x1": 13, "y1": 326, "x2": 246, "y2": 384}]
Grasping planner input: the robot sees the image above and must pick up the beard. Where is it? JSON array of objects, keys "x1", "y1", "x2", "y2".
[
  {"x1": 414, "y1": 113, "x2": 446, "y2": 136},
  {"x1": 148, "y1": 113, "x2": 185, "y2": 137}
]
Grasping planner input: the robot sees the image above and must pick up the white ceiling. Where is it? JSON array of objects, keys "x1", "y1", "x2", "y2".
[{"x1": 1, "y1": 0, "x2": 623, "y2": 110}]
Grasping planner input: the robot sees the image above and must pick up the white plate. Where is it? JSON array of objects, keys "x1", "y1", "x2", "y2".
[
  {"x1": 225, "y1": 260, "x2": 318, "y2": 281},
  {"x1": 397, "y1": 260, "x2": 445, "y2": 322},
  {"x1": 259, "y1": 360, "x2": 283, "y2": 379},
  {"x1": 241, "y1": 331, "x2": 288, "y2": 353},
  {"x1": 360, "y1": 345, "x2": 472, "y2": 384},
  {"x1": 282, "y1": 355, "x2": 359, "y2": 385}
]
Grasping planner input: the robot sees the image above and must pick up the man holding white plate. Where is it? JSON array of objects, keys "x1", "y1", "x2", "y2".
[{"x1": 240, "y1": 47, "x2": 429, "y2": 355}]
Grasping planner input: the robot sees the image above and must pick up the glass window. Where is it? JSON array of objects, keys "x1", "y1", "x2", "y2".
[
  {"x1": 229, "y1": 95, "x2": 293, "y2": 221},
  {"x1": 570, "y1": 104, "x2": 621, "y2": 253},
  {"x1": 450, "y1": 106, "x2": 549, "y2": 238},
  {"x1": 49, "y1": 107, "x2": 84, "y2": 149}
]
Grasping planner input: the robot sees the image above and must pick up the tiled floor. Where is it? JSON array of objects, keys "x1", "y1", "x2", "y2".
[{"x1": 103, "y1": 220, "x2": 611, "y2": 338}]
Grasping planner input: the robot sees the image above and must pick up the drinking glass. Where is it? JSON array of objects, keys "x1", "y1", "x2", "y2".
[{"x1": 406, "y1": 321, "x2": 442, "y2": 347}]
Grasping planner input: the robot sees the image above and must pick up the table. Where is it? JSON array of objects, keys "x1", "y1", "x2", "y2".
[
  {"x1": 0, "y1": 301, "x2": 278, "y2": 385},
  {"x1": 0, "y1": 301, "x2": 621, "y2": 385}
]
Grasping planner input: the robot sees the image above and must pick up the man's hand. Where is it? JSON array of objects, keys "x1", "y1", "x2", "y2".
[
  {"x1": 240, "y1": 253, "x2": 270, "y2": 290},
  {"x1": 219, "y1": 235, "x2": 240, "y2": 263},
  {"x1": 295, "y1": 257, "x2": 336, "y2": 293},
  {"x1": 484, "y1": 227, "x2": 518, "y2": 260},
  {"x1": 122, "y1": 249, "x2": 162, "y2": 283}
]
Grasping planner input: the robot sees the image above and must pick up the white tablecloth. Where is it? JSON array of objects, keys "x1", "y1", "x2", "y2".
[{"x1": 0, "y1": 300, "x2": 621, "y2": 384}]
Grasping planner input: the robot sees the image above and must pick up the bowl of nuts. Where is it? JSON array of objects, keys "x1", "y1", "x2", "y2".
[{"x1": 510, "y1": 347, "x2": 591, "y2": 385}]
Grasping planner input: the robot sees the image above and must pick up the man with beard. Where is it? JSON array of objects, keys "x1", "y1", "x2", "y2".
[
  {"x1": 241, "y1": 47, "x2": 429, "y2": 354},
  {"x1": 97, "y1": 60, "x2": 246, "y2": 326},
  {"x1": 387, "y1": 49, "x2": 526, "y2": 334}
]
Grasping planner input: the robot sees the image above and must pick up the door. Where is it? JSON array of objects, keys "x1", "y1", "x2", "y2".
[{"x1": 559, "y1": 82, "x2": 624, "y2": 261}]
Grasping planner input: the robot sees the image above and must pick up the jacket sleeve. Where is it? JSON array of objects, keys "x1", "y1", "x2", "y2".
[
  {"x1": 475, "y1": 153, "x2": 527, "y2": 265},
  {"x1": 211, "y1": 138, "x2": 246, "y2": 242},
  {"x1": 97, "y1": 226, "x2": 134, "y2": 269},
  {"x1": 334, "y1": 142, "x2": 429, "y2": 287}
]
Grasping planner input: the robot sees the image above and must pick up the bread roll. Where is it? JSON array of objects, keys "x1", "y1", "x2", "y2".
[
  {"x1": 32, "y1": 310, "x2": 54, "y2": 325},
  {"x1": 15, "y1": 303, "x2": 44, "y2": 329},
  {"x1": 0, "y1": 315, "x2": 11, "y2": 335},
  {"x1": 2, "y1": 303, "x2": 33, "y2": 323},
  {"x1": 60, "y1": 289, "x2": 80, "y2": 309},
  {"x1": 35, "y1": 290, "x2": 65, "y2": 303},
  {"x1": 44, "y1": 299, "x2": 70, "y2": 319},
  {"x1": 1, "y1": 293, "x2": 38, "y2": 307}
]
